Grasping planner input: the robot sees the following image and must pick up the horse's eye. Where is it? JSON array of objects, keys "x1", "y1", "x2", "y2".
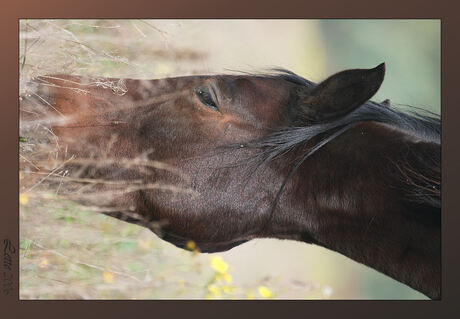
[{"x1": 194, "y1": 86, "x2": 219, "y2": 112}]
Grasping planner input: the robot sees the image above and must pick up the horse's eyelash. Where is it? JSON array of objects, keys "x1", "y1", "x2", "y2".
[{"x1": 195, "y1": 87, "x2": 219, "y2": 111}]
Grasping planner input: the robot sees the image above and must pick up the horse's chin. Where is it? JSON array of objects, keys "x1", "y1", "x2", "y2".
[{"x1": 159, "y1": 232, "x2": 248, "y2": 253}]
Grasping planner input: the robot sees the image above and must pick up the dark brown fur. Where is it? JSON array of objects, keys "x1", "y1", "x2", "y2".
[{"x1": 29, "y1": 64, "x2": 440, "y2": 298}]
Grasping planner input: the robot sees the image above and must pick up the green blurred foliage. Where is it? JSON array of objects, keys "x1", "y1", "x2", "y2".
[{"x1": 318, "y1": 20, "x2": 440, "y2": 114}]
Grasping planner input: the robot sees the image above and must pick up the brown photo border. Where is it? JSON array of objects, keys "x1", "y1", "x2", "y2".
[{"x1": 2, "y1": 0, "x2": 458, "y2": 318}]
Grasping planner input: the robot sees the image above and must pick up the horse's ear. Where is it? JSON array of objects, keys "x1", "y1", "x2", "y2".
[{"x1": 299, "y1": 63, "x2": 385, "y2": 122}]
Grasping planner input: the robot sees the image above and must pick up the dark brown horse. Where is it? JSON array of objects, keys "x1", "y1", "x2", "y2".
[{"x1": 29, "y1": 63, "x2": 440, "y2": 299}]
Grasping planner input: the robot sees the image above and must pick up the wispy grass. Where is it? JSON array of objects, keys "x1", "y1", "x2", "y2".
[{"x1": 19, "y1": 19, "x2": 320, "y2": 299}]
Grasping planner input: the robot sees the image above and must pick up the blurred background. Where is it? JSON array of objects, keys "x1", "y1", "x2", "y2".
[{"x1": 19, "y1": 19, "x2": 440, "y2": 299}]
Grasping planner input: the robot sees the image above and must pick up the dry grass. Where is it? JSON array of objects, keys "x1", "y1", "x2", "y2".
[{"x1": 19, "y1": 19, "x2": 323, "y2": 299}]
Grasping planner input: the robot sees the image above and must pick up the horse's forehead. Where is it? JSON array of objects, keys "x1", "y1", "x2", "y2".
[
  {"x1": 152, "y1": 74, "x2": 291, "y2": 93},
  {"x1": 219, "y1": 74, "x2": 289, "y2": 89}
]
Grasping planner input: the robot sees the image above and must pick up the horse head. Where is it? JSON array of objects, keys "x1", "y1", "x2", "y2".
[{"x1": 35, "y1": 63, "x2": 440, "y2": 298}]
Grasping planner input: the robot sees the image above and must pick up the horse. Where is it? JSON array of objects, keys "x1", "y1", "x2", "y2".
[{"x1": 27, "y1": 63, "x2": 441, "y2": 299}]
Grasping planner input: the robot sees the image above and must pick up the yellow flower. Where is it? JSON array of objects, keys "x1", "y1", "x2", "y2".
[
  {"x1": 19, "y1": 171, "x2": 24, "y2": 180},
  {"x1": 185, "y1": 240, "x2": 196, "y2": 250},
  {"x1": 39, "y1": 258, "x2": 49, "y2": 269},
  {"x1": 137, "y1": 238, "x2": 152, "y2": 250},
  {"x1": 210, "y1": 256, "x2": 229, "y2": 274},
  {"x1": 186, "y1": 240, "x2": 198, "y2": 251},
  {"x1": 103, "y1": 270, "x2": 114, "y2": 283},
  {"x1": 185, "y1": 240, "x2": 200, "y2": 255},
  {"x1": 222, "y1": 285, "x2": 235, "y2": 294},
  {"x1": 222, "y1": 273, "x2": 232, "y2": 283},
  {"x1": 215, "y1": 272, "x2": 232, "y2": 284},
  {"x1": 19, "y1": 193, "x2": 29, "y2": 205},
  {"x1": 207, "y1": 284, "x2": 221, "y2": 295},
  {"x1": 154, "y1": 63, "x2": 170, "y2": 75},
  {"x1": 258, "y1": 286, "x2": 273, "y2": 298}
]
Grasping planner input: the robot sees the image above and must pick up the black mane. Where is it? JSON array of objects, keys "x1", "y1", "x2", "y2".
[
  {"x1": 270, "y1": 68, "x2": 315, "y2": 87},
  {"x1": 243, "y1": 69, "x2": 439, "y2": 159}
]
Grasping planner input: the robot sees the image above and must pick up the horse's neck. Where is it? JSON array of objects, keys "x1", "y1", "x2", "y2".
[
  {"x1": 290, "y1": 126, "x2": 440, "y2": 299},
  {"x1": 312, "y1": 202, "x2": 440, "y2": 299}
]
